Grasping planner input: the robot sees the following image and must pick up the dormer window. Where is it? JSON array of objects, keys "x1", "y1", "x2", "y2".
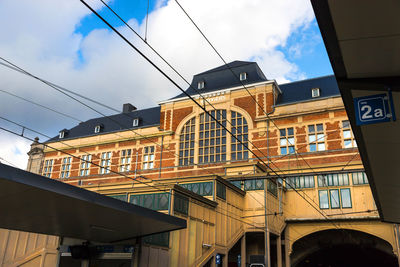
[
  {"x1": 132, "y1": 118, "x2": 139, "y2": 127},
  {"x1": 59, "y1": 129, "x2": 68, "y2": 139},
  {"x1": 94, "y1": 124, "x2": 103, "y2": 133},
  {"x1": 198, "y1": 81, "x2": 205, "y2": 90},
  {"x1": 239, "y1": 72, "x2": 247, "y2": 81},
  {"x1": 312, "y1": 88, "x2": 320, "y2": 98}
]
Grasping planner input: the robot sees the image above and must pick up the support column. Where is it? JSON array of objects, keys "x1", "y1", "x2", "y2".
[
  {"x1": 266, "y1": 230, "x2": 270, "y2": 267},
  {"x1": 241, "y1": 234, "x2": 246, "y2": 267},
  {"x1": 222, "y1": 254, "x2": 228, "y2": 267},
  {"x1": 284, "y1": 230, "x2": 290, "y2": 267},
  {"x1": 277, "y1": 235, "x2": 282, "y2": 267}
]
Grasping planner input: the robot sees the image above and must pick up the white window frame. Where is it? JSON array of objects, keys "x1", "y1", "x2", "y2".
[
  {"x1": 80, "y1": 155, "x2": 91, "y2": 176},
  {"x1": 239, "y1": 72, "x2": 247, "y2": 81},
  {"x1": 198, "y1": 81, "x2": 205, "y2": 89},
  {"x1": 120, "y1": 149, "x2": 132, "y2": 172},
  {"x1": 143, "y1": 146, "x2": 155, "y2": 170},
  {"x1": 100, "y1": 152, "x2": 112, "y2": 174},
  {"x1": 94, "y1": 125, "x2": 101, "y2": 133},
  {"x1": 43, "y1": 159, "x2": 53, "y2": 178},
  {"x1": 311, "y1": 88, "x2": 320, "y2": 98},
  {"x1": 59, "y1": 131, "x2": 65, "y2": 138},
  {"x1": 132, "y1": 118, "x2": 139, "y2": 127},
  {"x1": 60, "y1": 157, "x2": 71, "y2": 178}
]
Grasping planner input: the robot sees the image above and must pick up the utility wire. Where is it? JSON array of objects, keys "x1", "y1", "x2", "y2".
[
  {"x1": 0, "y1": 125, "x2": 268, "y2": 231},
  {"x1": 0, "y1": 59, "x2": 120, "y2": 113},
  {"x1": 81, "y1": 0, "x2": 343, "y2": 228},
  {"x1": 0, "y1": 89, "x2": 83, "y2": 122}
]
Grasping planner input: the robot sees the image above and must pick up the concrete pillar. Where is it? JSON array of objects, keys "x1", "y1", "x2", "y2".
[
  {"x1": 284, "y1": 230, "x2": 290, "y2": 267},
  {"x1": 241, "y1": 234, "x2": 246, "y2": 267},
  {"x1": 265, "y1": 230, "x2": 270, "y2": 267},
  {"x1": 277, "y1": 235, "x2": 282, "y2": 267},
  {"x1": 222, "y1": 253, "x2": 228, "y2": 267}
]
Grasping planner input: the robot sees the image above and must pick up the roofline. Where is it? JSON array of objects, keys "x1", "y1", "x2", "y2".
[
  {"x1": 45, "y1": 123, "x2": 161, "y2": 144},
  {"x1": 195, "y1": 61, "x2": 254, "y2": 76},
  {"x1": 158, "y1": 80, "x2": 277, "y2": 105},
  {"x1": 275, "y1": 94, "x2": 342, "y2": 107},
  {"x1": 278, "y1": 74, "x2": 336, "y2": 86}
]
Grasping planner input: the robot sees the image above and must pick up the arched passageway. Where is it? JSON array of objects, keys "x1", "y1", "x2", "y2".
[{"x1": 291, "y1": 229, "x2": 398, "y2": 267}]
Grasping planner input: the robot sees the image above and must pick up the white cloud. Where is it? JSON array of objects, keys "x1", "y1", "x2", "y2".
[
  {"x1": 0, "y1": 131, "x2": 31, "y2": 169},
  {"x1": 0, "y1": 0, "x2": 315, "y2": 168}
]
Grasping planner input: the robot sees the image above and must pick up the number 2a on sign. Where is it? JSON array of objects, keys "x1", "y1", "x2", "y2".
[{"x1": 360, "y1": 101, "x2": 385, "y2": 120}]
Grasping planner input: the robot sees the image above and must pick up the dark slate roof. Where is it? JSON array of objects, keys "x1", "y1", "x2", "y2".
[
  {"x1": 46, "y1": 106, "x2": 161, "y2": 142},
  {"x1": 277, "y1": 75, "x2": 340, "y2": 105},
  {"x1": 170, "y1": 61, "x2": 268, "y2": 99}
]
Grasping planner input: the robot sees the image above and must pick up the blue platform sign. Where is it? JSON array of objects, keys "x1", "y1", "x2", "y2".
[
  {"x1": 354, "y1": 93, "x2": 393, "y2": 126},
  {"x1": 216, "y1": 254, "x2": 221, "y2": 265}
]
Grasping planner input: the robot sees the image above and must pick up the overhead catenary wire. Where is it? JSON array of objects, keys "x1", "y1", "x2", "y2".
[
  {"x1": 0, "y1": 125, "x2": 268, "y2": 231},
  {"x1": 0, "y1": 89, "x2": 83, "y2": 122},
  {"x1": 171, "y1": 0, "x2": 365, "y2": 230},
  {"x1": 81, "y1": 0, "x2": 345, "y2": 229}
]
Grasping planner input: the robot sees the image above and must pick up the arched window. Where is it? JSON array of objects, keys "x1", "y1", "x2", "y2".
[
  {"x1": 199, "y1": 110, "x2": 227, "y2": 163},
  {"x1": 179, "y1": 110, "x2": 249, "y2": 166},
  {"x1": 231, "y1": 111, "x2": 249, "y2": 160},
  {"x1": 179, "y1": 117, "x2": 195, "y2": 166}
]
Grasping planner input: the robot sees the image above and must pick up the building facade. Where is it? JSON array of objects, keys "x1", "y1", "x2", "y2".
[{"x1": 8, "y1": 61, "x2": 400, "y2": 266}]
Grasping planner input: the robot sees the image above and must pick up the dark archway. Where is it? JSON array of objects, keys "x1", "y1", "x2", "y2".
[{"x1": 291, "y1": 229, "x2": 398, "y2": 267}]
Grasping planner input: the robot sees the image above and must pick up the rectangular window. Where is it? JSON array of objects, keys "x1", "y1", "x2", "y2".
[
  {"x1": 244, "y1": 179, "x2": 264, "y2": 191},
  {"x1": 120, "y1": 149, "x2": 131, "y2": 172},
  {"x1": 280, "y1": 127, "x2": 295, "y2": 155},
  {"x1": 216, "y1": 181, "x2": 226, "y2": 200},
  {"x1": 143, "y1": 146, "x2": 155, "y2": 169},
  {"x1": 286, "y1": 175, "x2": 315, "y2": 189},
  {"x1": 60, "y1": 157, "x2": 71, "y2": 178},
  {"x1": 200, "y1": 110, "x2": 227, "y2": 164},
  {"x1": 319, "y1": 190, "x2": 329, "y2": 209},
  {"x1": 43, "y1": 159, "x2": 53, "y2": 178},
  {"x1": 267, "y1": 180, "x2": 278, "y2": 197},
  {"x1": 318, "y1": 173, "x2": 349, "y2": 187},
  {"x1": 352, "y1": 172, "x2": 368, "y2": 185},
  {"x1": 342, "y1": 120, "x2": 357, "y2": 148},
  {"x1": 130, "y1": 193, "x2": 170, "y2": 211},
  {"x1": 340, "y1": 188, "x2": 352, "y2": 208},
  {"x1": 99, "y1": 152, "x2": 111, "y2": 174},
  {"x1": 179, "y1": 182, "x2": 213, "y2": 196},
  {"x1": 79, "y1": 155, "x2": 91, "y2": 176},
  {"x1": 308, "y1": 124, "x2": 325, "y2": 152},
  {"x1": 319, "y1": 188, "x2": 352, "y2": 209},
  {"x1": 173, "y1": 193, "x2": 189, "y2": 215},
  {"x1": 179, "y1": 118, "x2": 195, "y2": 166},
  {"x1": 143, "y1": 232, "x2": 170, "y2": 248},
  {"x1": 330, "y1": 189, "x2": 340, "y2": 209}
]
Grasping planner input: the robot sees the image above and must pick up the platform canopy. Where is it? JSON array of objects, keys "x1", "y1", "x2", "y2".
[
  {"x1": 311, "y1": 0, "x2": 400, "y2": 223},
  {"x1": 0, "y1": 163, "x2": 186, "y2": 243}
]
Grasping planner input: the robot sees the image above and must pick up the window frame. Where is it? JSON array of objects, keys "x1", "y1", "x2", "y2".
[
  {"x1": 311, "y1": 88, "x2": 320, "y2": 98},
  {"x1": 352, "y1": 172, "x2": 368, "y2": 185},
  {"x1": 132, "y1": 118, "x2": 139, "y2": 127},
  {"x1": 143, "y1": 146, "x2": 155, "y2": 170},
  {"x1": 308, "y1": 123, "x2": 326, "y2": 152},
  {"x1": 99, "y1": 151, "x2": 112, "y2": 174},
  {"x1": 60, "y1": 157, "x2": 71, "y2": 178},
  {"x1": 342, "y1": 120, "x2": 357, "y2": 148},
  {"x1": 79, "y1": 154, "x2": 91, "y2": 176},
  {"x1": 239, "y1": 72, "x2": 247, "y2": 81},
  {"x1": 198, "y1": 80, "x2": 205, "y2": 89},
  {"x1": 43, "y1": 159, "x2": 53, "y2": 178},
  {"x1": 119, "y1": 149, "x2": 131, "y2": 172},
  {"x1": 318, "y1": 190, "x2": 329, "y2": 209},
  {"x1": 279, "y1": 127, "x2": 295, "y2": 155}
]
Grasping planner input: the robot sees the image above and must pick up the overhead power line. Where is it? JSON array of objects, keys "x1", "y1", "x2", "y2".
[
  {"x1": 81, "y1": 0, "x2": 343, "y2": 228},
  {"x1": 0, "y1": 89, "x2": 82, "y2": 122}
]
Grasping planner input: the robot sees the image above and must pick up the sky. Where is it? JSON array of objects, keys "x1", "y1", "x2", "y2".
[{"x1": 0, "y1": 0, "x2": 333, "y2": 169}]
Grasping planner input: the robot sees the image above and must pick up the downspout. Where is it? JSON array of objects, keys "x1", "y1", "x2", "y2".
[{"x1": 264, "y1": 83, "x2": 277, "y2": 267}]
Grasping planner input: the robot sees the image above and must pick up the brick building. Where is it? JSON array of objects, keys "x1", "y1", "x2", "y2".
[{"x1": 6, "y1": 61, "x2": 400, "y2": 266}]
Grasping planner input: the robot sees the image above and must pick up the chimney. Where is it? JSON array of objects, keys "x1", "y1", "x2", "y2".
[{"x1": 123, "y1": 103, "x2": 137, "y2": 113}]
